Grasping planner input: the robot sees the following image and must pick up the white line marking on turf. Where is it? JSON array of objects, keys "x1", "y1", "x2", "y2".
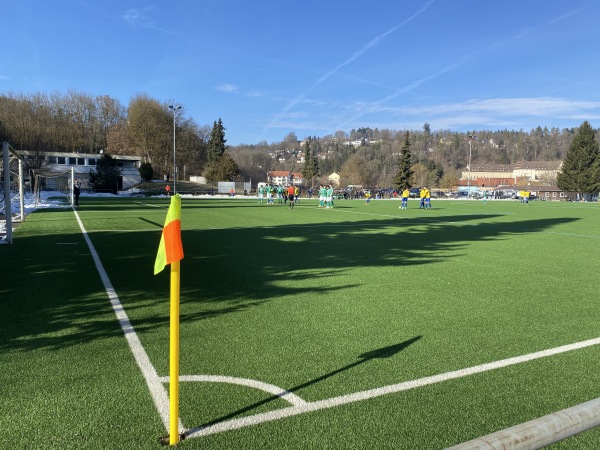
[
  {"x1": 72, "y1": 208, "x2": 182, "y2": 433},
  {"x1": 184, "y1": 336, "x2": 600, "y2": 440},
  {"x1": 134, "y1": 201, "x2": 165, "y2": 208},
  {"x1": 158, "y1": 375, "x2": 307, "y2": 406}
]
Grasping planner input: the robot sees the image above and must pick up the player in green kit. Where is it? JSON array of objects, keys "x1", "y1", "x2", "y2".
[
  {"x1": 319, "y1": 185, "x2": 325, "y2": 208},
  {"x1": 258, "y1": 185, "x2": 264, "y2": 204},
  {"x1": 326, "y1": 185, "x2": 334, "y2": 208}
]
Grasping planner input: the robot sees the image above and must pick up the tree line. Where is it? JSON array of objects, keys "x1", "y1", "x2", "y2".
[
  {"x1": 0, "y1": 91, "x2": 212, "y2": 181},
  {"x1": 229, "y1": 124, "x2": 599, "y2": 190},
  {"x1": 2, "y1": 90, "x2": 599, "y2": 190}
]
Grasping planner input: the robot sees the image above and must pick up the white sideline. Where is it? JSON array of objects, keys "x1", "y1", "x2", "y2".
[
  {"x1": 73, "y1": 208, "x2": 183, "y2": 433},
  {"x1": 184, "y1": 336, "x2": 600, "y2": 439}
]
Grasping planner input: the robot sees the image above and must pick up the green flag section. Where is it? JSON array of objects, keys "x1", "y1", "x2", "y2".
[{"x1": 154, "y1": 195, "x2": 184, "y2": 275}]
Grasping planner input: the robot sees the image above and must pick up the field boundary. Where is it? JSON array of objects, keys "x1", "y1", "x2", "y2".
[{"x1": 71, "y1": 202, "x2": 600, "y2": 444}]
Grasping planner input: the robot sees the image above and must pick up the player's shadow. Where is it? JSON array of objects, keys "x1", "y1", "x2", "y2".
[{"x1": 187, "y1": 335, "x2": 422, "y2": 435}]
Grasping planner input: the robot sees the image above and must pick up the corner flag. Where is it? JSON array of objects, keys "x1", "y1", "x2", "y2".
[
  {"x1": 154, "y1": 194, "x2": 184, "y2": 445},
  {"x1": 154, "y1": 194, "x2": 184, "y2": 274}
]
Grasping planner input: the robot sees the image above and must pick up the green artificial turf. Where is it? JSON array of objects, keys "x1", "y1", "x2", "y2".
[{"x1": 2, "y1": 197, "x2": 600, "y2": 449}]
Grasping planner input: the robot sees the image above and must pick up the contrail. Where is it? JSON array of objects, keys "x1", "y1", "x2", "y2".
[
  {"x1": 330, "y1": 4, "x2": 592, "y2": 133},
  {"x1": 261, "y1": 0, "x2": 436, "y2": 137}
]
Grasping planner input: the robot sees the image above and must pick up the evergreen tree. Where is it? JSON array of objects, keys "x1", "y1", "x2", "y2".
[
  {"x1": 557, "y1": 121, "x2": 600, "y2": 196},
  {"x1": 204, "y1": 118, "x2": 229, "y2": 183},
  {"x1": 218, "y1": 153, "x2": 240, "y2": 181},
  {"x1": 89, "y1": 153, "x2": 122, "y2": 194},
  {"x1": 139, "y1": 162, "x2": 154, "y2": 182},
  {"x1": 207, "y1": 118, "x2": 227, "y2": 164},
  {"x1": 393, "y1": 131, "x2": 413, "y2": 189},
  {"x1": 302, "y1": 138, "x2": 320, "y2": 187}
]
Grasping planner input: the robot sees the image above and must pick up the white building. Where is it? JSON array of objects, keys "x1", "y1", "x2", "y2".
[{"x1": 22, "y1": 151, "x2": 142, "y2": 189}]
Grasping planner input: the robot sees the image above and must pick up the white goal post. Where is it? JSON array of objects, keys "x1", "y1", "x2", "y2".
[{"x1": 1, "y1": 141, "x2": 25, "y2": 245}]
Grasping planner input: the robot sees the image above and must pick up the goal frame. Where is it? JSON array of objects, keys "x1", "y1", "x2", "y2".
[{"x1": 1, "y1": 141, "x2": 25, "y2": 245}]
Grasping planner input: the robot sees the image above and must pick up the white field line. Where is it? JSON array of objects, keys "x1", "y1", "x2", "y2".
[
  {"x1": 134, "y1": 201, "x2": 166, "y2": 208},
  {"x1": 158, "y1": 375, "x2": 307, "y2": 406},
  {"x1": 184, "y1": 336, "x2": 600, "y2": 440},
  {"x1": 72, "y1": 207, "x2": 182, "y2": 433}
]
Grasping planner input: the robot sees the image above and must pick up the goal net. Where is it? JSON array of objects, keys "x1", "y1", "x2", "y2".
[{"x1": 32, "y1": 169, "x2": 73, "y2": 206}]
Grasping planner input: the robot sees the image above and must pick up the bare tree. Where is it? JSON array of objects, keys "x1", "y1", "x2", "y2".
[{"x1": 127, "y1": 94, "x2": 171, "y2": 175}]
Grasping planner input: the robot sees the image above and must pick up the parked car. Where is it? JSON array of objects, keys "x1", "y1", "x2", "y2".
[{"x1": 409, "y1": 188, "x2": 420, "y2": 198}]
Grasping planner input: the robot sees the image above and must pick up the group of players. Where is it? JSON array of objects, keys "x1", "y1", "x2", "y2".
[
  {"x1": 257, "y1": 184, "x2": 300, "y2": 208},
  {"x1": 256, "y1": 184, "x2": 433, "y2": 210},
  {"x1": 399, "y1": 186, "x2": 432, "y2": 210}
]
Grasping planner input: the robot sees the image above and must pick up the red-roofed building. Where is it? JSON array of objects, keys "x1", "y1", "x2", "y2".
[{"x1": 267, "y1": 171, "x2": 304, "y2": 186}]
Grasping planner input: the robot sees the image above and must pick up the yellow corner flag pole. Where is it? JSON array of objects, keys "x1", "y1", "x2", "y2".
[
  {"x1": 169, "y1": 259, "x2": 181, "y2": 445},
  {"x1": 154, "y1": 194, "x2": 184, "y2": 445}
]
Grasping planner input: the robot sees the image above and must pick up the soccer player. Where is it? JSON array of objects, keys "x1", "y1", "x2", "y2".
[
  {"x1": 319, "y1": 184, "x2": 326, "y2": 208},
  {"x1": 266, "y1": 184, "x2": 274, "y2": 205},
  {"x1": 325, "y1": 185, "x2": 332, "y2": 208},
  {"x1": 277, "y1": 185, "x2": 284, "y2": 204},
  {"x1": 257, "y1": 184, "x2": 264, "y2": 204},
  {"x1": 288, "y1": 185, "x2": 296, "y2": 209},
  {"x1": 424, "y1": 186, "x2": 431, "y2": 209},
  {"x1": 419, "y1": 187, "x2": 426, "y2": 209},
  {"x1": 401, "y1": 187, "x2": 409, "y2": 209},
  {"x1": 365, "y1": 190, "x2": 371, "y2": 205}
]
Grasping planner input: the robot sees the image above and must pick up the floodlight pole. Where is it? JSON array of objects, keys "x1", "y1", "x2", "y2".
[
  {"x1": 169, "y1": 105, "x2": 182, "y2": 194},
  {"x1": 467, "y1": 134, "x2": 476, "y2": 198}
]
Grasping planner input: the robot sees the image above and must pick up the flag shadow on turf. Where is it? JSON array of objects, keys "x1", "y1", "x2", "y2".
[{"x1": 187, "y1": 335, "x2": 422, "y2": 434}]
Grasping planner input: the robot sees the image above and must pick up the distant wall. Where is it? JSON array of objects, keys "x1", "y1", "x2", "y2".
[{"x1": 189, "y1": 176, "x2": 207, "y2": 184}]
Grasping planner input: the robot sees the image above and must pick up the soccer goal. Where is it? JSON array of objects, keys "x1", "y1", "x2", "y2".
[{"x1": 32, "y1": 167, "x2": 74, "y2": 207}]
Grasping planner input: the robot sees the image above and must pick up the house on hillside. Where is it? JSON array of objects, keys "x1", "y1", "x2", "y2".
[
  {"x1": 267, "y1": 171, "x2": 304, "y2": 186},
  {"x1": 328, "y1": 172, "x2": 341, "y2": 187}
]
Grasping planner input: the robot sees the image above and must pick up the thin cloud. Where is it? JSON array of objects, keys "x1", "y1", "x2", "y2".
[
  {"x1": 330, "y1": 60, "x2": 465, "y2": 132},
  {"x1": 244, "y1": 89, "x2": 265, "y2": 98},
  {"x1": 121, "y1": 7, "x2": 177, "y2": 35},
  {"x1": 409, "y1": 98, "x2": 600, "y2": 117},
  {"x1": 122, "y1": 7, "x2": 156, "y2": 29},
  {"x1": 215, "y1": 84, "x2": 239, "y2": 94}
]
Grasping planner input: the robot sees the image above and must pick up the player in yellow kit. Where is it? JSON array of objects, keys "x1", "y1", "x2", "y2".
[{"x1": 400, "y1": 188, "x2": 409, "y2": 209}]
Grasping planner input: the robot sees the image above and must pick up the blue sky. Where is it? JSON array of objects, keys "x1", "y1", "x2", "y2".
[{"x1": 3, "y1": 1, "x2": 600, "y2": 145}]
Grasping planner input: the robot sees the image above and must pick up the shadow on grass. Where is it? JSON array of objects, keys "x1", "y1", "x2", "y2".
[
  {"x1": 0, "y1": 203, "x2": 578, "y2": 353},
  {"x1": 186, "y1": 335, "x2": 422, "y2": 433}
]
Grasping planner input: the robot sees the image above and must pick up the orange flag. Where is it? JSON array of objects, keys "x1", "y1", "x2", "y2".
[{"x1": 154, "y1": 194, "x2": 184, "y2": 274}]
